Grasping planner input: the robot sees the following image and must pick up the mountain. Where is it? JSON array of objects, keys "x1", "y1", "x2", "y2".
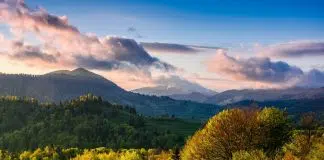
[
  {"x1": 0, "y1": 68, "x2": 125, "y2": 102},
  {"x1": 206, "y1": 87, "x2": 324, "y2": 105},
  {"x1": 132, "y1": 86, "x2": 185, "y2": 96},
  {"x1": 45, "y1": 68, "x2": 106, "y2": 80},
  {"x1": 132, "y1": 85, "x2": 216, "y2": 103},
  {"x1": 0, "y1": 68, "x2": 219, "y2": 119},
  {"x1": 169, "y1": 92, "x2": 212, "y2": 103},
  {"x1": 132, "y1": 85, "x2": 216, "y2": 97}
]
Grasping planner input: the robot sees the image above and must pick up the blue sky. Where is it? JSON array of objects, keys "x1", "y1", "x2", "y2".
[
  {"x1": 25, "y1": 0, "x2": 324, "y2": 45},
  {"x1": 1, "y1": 0, "x2": 324, "y2": 91}
]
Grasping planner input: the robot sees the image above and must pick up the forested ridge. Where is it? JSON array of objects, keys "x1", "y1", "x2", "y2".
[
  {"x1": 0, "y1": 94, "x2": 201, "y2": 153},
  {"x1": 227, "y1": 98, "x2": 324, "y2": 116}
]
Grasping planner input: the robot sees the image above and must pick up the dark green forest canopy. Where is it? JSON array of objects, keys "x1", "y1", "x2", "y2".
[
  {"x1": 226, "y1": 99, "x2": 324, "y2": 121},
  {"x1": 0, "y1": 95, "x2": 201, "y2": 152}
]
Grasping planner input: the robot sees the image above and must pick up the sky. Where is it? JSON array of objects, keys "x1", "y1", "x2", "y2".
[{"x1": 0, "y1": 0, "x2": 324, "y2": 92}]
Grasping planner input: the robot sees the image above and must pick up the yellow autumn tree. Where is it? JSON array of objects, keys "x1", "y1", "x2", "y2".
[{"x1": 181, "y1": 107, "x2": 290, "y2": 160}]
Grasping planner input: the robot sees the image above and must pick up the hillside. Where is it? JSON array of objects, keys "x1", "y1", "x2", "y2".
[
  {"x1": 0, "y1": 68, "x2": 219, "y2": 119},
  {"x1": 225, "y1": 98, "x2": 324, "y2": 117},
  {"x1": 0, "y1": 95, "x2": 202, "y2": 152},
  {"x1": 168, "y1": 92, "x2": 212, "y2": 103},
  {"x1": 206, "y1": 87, "x2": 324, "y2": 105}
]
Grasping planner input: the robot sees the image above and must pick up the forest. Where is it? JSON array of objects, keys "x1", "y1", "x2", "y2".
[
  {"x1": 0, "y1": 94, "x2": 323, "y2": 160},
  {"x1": 0, "y1": 94, "x2": 200, "y2": 151}
]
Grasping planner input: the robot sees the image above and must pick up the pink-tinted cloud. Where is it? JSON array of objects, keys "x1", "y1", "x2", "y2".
[
  {"x1": 297, "y1": 69, "x2": 324, "y2": 88},
  {"x1": 9, "y1": 41, "x2": 58, "y2": 63},
  {"x1": 206, "y1": 49, "x2": 324, "y2": 88},
  {"x1": 206, "y1": 50, "x2": 304, "y2": 83},
  {"x1": 0, "y1": 0, "x2": 174, "y2": 73},
  {"x1": 153, "y1": 75, "x2": 216, "y2": 95}
]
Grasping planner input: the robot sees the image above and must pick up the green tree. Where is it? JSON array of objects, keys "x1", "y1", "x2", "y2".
[{"x1": 258, "y1": 107, "x2": 291, "y2": 156}]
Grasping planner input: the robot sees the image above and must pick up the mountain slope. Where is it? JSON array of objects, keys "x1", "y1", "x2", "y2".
[
  {"x1": 169, "y1": 92, "x2": 212, "y2": 103},
  {"x1": 0, "y1": 68, "x2": 125, "y2": 102},
  {"x1": 0, "y1": 68, "x2": 219, "y2": 119},
  {"x1": 132, "y1": 86, "x2": 185, "y2": 96},
  {"x1": 206, "y1": 87, "x2": 324, "y2": 105},
  {"x1": 45, "y1": 68, "x2": 107, "y2": 80},
  {"x1": 225, "y1": 98, "x2": 324, "y2": 116}
]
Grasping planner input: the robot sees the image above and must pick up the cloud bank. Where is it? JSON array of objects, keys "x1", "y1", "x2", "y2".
[
  {"x1": 154, "y1": 75, "x2": 216, "y2": 95},
  {"x1": 207, "y1": 50, "x2": 303, "y2": 83},
  {"x1": 9, "y1": 41, "x2": 58, "y2": 63},
  {"x1": 206, "y1": 50, "x2": 324, "y2": 88},
  {"x1": 141, "y1": 42, "x2": 221, "y2": 54},
  {"x1": 0, "y1": 0, "x2": 174, "y2": 74},
  {"x1": 298, "y1": 69, "x2": 324, "y2": 88},
  {"x1": 261, "y1": 41, "x2": 324, "y2": 58}
]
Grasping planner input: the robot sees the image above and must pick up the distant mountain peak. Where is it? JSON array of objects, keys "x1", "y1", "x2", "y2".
[
  {"x1": 46, "y1": 68, "x2": 104, "y2": 80},
  {"x1": 72, "y1": 68, "x2": 91, "y2": 74},
  {"x1": 71, "y1": 68, "x2": 98, "y2": 76}
]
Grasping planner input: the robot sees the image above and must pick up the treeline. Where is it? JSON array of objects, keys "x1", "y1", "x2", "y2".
[
  {"x1": 228, "y1": 99, "x2": 324, "y2": 119},
  {"x1": 0, "y1": 94, "x2": 198, "y2": 152},
  {"x1": 0, "y1": 147, "x2": 177, "y2": 160}
]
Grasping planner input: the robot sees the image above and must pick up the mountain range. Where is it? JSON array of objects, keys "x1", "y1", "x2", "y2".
[
  {"x1": 134, "y1": 85, "x2": 324, "y2": 105},
  {"x1": 0, "y1": 68, "x2": 219, "y2": 119},
  {"x1": 1, "y1": 68, "x2": 324, "y2": 119},
  {"x1": 205, "y1": 87, "x2": 324, "y2": 105},
  {"x1": 168, "y1": 92, "x2": 211, "y2": 103},
  {"x1": 225, "y1": 98, "x2": 324, "y2": 117},
  {"x1": 132, "y1": 82, "x2": 216, "y2": 96},
  {"x1": 132, "y1": 83, "x2": 216, "y2": 103}
]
